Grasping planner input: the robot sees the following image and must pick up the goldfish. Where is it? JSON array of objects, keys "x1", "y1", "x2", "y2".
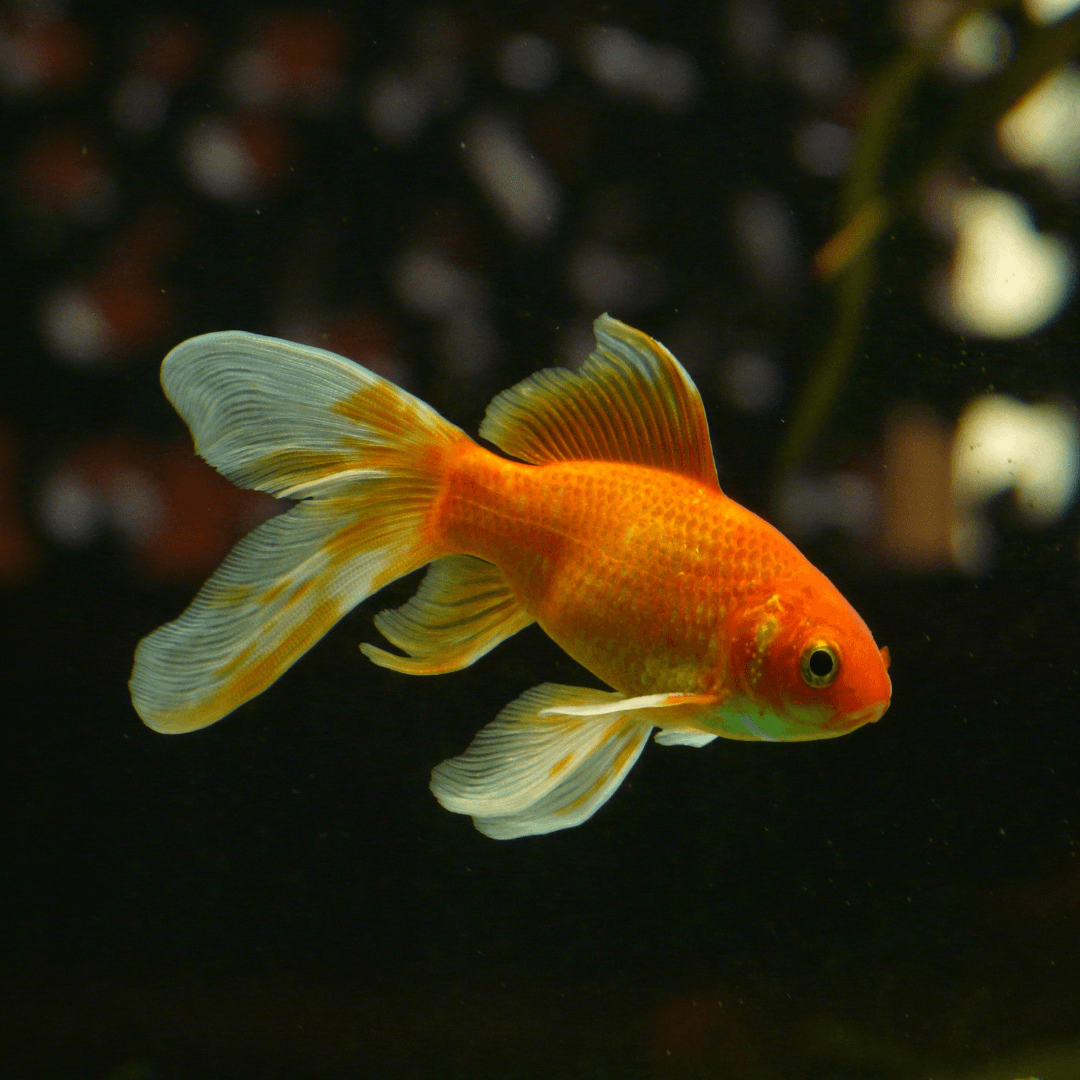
[{"x1": 130, "y1": 315, "x2": 892, "y2": 839}]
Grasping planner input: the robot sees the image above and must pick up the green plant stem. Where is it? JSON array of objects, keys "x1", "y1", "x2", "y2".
[{"x1": 778, "y1": 7, "x2": 1080, "y2": 476}]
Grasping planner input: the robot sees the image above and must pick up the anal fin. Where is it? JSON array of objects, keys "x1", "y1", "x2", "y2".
[{"x1": 361, "y1": 554, "x2": 533, "y2": 675}]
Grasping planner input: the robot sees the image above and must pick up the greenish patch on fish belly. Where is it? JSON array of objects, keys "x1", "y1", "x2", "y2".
[{"x1": 706, "y1": 695, "x2": 836, "y2": 742}]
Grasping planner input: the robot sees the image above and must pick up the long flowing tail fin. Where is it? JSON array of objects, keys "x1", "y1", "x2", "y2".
[{"x1": 130, "y1": 332, "x2": 468, "y2": 733}]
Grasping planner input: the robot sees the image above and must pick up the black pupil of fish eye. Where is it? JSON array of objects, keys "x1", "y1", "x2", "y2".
[{"x1": 809, "y1": 649, "x2": 834, "y2": 678}]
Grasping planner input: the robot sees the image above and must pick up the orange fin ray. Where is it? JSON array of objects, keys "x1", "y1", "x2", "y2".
[
  {"x1": 361, "y1": 554, "x2": 534, "y2": 675},
  {"x1": 479, "y1": 314, "x2": 719, "y2": 488}
]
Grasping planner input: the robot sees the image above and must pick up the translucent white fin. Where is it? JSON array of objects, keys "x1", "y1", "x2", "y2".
[
  {"x1": 655, "y1": 728, "x2": 718, "y2": 747},
  {"x1": 479, "y1": 314, "x2": 719, "y2": 489},
  {"x1": 360, "y1": 554, "x2": 534, "y2": 675},
  {"x1": 430, "y1": 683, "x2": 654, "y2": 839},
  {"x1": 474, "y1": 718, "x2": 651, "y2": 839},
  {"x1": 131, "y1": 332, "x2": 469, "y2": 733},
  {"x1": 159, "y1": 331, "x2": 463, "y2": 499},
  {"x1": 132, "y1": 490, "x2": 432, "y2": 732}
]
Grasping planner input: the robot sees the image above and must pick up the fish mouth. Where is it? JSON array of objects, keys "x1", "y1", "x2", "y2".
[
  {"x1": 852, "y1": 699, "x2": 890, "y2": 727},
  {"x1": 816, "y1": 698, "x2": 890, "y2": 735}
]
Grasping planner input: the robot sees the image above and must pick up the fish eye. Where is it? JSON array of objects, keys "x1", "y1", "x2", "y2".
[{"x1": 800, "y1": 640, "x2": 839, "y2": 689}]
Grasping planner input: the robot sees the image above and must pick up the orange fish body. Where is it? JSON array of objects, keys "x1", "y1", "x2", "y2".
[
  {"x1": 434, "y1": 449, "x2": 889, "y2": 739},
  {"x1": 131, "y1": 315, "x2": 891, "y2": 838}
]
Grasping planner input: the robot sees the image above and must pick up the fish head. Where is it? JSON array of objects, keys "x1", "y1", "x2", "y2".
[{"x1": 724, "y1": 573, "x2": 892, "y2": 741}]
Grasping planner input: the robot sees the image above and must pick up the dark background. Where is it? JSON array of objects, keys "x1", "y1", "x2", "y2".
[{"x1": 2, "y1": 2, "x2": 1080, "y2": 1078}]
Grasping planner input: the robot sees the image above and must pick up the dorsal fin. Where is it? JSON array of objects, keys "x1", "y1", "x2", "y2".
[{"x1": 479, "y1": 314, "x2": 719, "y2": 489}]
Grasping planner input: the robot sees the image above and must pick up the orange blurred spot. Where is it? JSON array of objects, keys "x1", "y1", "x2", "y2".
[
  {"x1": 235, "y1": 114, "x2": 289, "y2": 185},
  {"x1": 298, "y1": 313, "x2": 406, "y2": 384},
  {"x1": 262, "y1": 12, "x2": 344, "y2": 87},
  {"x1": 239, "y1": 12, "x2": 346, "y2": 108},
  {"x1": 42, "y1": 209, "x2": 184, "y2": 366},
  {"x1": 134, "y1": 19, "x2": 201, "y2": 83},
  {"x1": 650, "y1": 990, "x2": 756, "y2": 1069},
  {"x1": 142, "y1": 443, "x2": 281, "y2": 580},
  {"x1": 89, "y1": 271, "x2": 171, "y2": 356},
  {"x1": 0, "y1": 426, "x2": 38, "y2": 582},
  {"x1": 879, "y1": 406, "x2": 953, "y2": 569},
  {"x1": 0, "y1": 13, "x2": 92, "y2": 93},
  {"x1": 44, "y1": 437, "x2": 280, "y2": 580},
  {"x1": 19, "y1": 131, "x2": 114, "y2": 222}
]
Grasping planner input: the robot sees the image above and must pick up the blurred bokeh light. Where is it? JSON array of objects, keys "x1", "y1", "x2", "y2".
[
  {"x1": 931, "y1": 187, "x2": 1075, "y2": 338},
  {"x1": 999, "y1": 63, "x2": 1080, "y2": 192},
  {"x1": 1024, "y1": 0, "x2": 1080, "y2": 25}
]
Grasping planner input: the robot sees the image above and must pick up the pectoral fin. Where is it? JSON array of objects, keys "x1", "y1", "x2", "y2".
[
  {"x1": 430, "y1": 683, "x2": 655, "y2": 839},
  {"x1": 539, "y1": 691, "x2": 719, "y2": 717},
  {"x1": 543, "y1": 690, "x2": 723, "y2": 747}
]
